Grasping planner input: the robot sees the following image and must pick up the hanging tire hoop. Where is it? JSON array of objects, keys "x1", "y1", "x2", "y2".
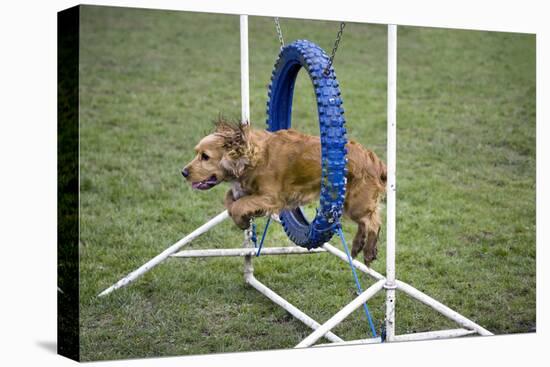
[{"x1": 266, "y1": 39, "x2": 348, "y2": 249}]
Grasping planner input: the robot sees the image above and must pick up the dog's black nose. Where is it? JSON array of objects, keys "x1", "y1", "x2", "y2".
[{"x1": 182, "y1": 168, "x2": 189, "y2": 178}]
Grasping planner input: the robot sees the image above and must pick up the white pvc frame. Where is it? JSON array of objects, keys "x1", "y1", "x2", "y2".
[{"x1": 98, "y1": 16, "x2": 493, "y2": 347}]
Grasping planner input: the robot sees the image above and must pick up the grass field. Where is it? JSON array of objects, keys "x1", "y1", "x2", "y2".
[{"x1": 78, "y1": 6, "x2": 536, "y2": 361}]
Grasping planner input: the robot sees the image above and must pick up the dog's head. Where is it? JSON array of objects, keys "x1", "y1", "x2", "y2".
[{"x1": 182, "y1": 118, "x2": 251, "y2": 190}]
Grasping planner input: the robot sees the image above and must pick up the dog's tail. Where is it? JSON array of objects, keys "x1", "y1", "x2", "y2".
[
  {"x1": 364, "y1": 150, "x2": 387, "y2": 188},
  {"x1": 379, "y1": 160, "x2": 387, "y2": 185}
]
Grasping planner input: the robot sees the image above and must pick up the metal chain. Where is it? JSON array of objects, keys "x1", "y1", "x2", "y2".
[
  {"x1": 274, "y1": 17, "x2": 285, "y2": 50},
  {"x1": 325, "y1": 22, "x2": 346, "y2": 75},
  {"x1": 273, "y1": 18, "x2": 345, "y2": 74}
]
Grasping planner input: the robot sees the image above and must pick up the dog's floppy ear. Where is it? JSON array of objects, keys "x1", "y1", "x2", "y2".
[{"x1": 214, "y1": 117, "x2": 251, "y2": 178}]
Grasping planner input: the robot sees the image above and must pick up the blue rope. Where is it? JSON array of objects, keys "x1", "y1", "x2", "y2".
[
  {"x1": 336, "y1": 227, "x2": 378, "y2": 338},
  {"x1": 250, "y1": 222, "x2": 257, "y2": 247},
  {"x1": 255, "y1": 217, "x2": 272, "y2": 257}
]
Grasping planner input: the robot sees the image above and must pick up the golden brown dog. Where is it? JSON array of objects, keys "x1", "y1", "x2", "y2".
[{"x1": 182, "y1": 119, "x2": 386, "y2": 265}]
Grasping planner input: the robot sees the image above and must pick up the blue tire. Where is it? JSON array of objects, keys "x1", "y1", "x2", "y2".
[{"x1": 266, "y1": 40, "x2": 348, "y2": 249}]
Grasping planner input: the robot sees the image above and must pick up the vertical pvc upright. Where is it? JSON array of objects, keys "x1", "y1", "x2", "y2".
[
  {"x1": 385, "y1": 24, "x2": 398, "y2": 341},
  {"x1": 240, "y1": 14, "x2": 254, "y2": 284},
  {"x1": 240, "y1": 15, "x2": 250, "y2": 125}
]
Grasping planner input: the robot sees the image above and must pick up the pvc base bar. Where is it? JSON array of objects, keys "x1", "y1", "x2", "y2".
[
  {"x1": 392, "y1": 328, "x2": 477, "y2": 342},
  {"x1": 314, "y1": 337, "x2": 382, "y2": 347}
]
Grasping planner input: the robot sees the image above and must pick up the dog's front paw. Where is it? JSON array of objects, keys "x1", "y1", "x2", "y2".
[
  {"x1": 228, "y1": 207, "x2": 251, "y2": 230},
  {"x1": 233, "y1": 215, "x2": 251, "y2": 230}
]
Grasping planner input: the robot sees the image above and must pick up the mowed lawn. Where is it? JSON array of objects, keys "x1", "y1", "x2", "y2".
[{"x1": 78, "y1": 6, "x2": 536, "y2": 361}]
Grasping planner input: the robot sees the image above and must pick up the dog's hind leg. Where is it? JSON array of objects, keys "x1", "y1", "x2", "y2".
[
  {"x1": 351, "y1": 219, "x2": 368, "y2": 259},
  {"x1": 363, "y1": 210, "x2": 382, "y2": 266},
  {"x1": 350, "y1": 212, "x2": 381, "y2": 266},
  {"x1": 347, "y1": 194, "x2": 383, "y2": 265}
]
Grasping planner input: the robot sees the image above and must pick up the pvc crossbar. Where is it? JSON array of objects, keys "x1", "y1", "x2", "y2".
[{"x1": 172, "y1": 246, "x2": 325, "y2": 258}]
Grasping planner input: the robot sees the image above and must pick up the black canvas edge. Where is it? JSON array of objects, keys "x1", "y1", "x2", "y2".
[{"x1": 57, "y1": 4, "x2": 80, "y2": 362}]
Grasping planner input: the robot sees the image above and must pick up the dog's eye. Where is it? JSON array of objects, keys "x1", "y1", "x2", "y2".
[{"x1": 201, "y1": 153, "x2": 210, "y2": 161}]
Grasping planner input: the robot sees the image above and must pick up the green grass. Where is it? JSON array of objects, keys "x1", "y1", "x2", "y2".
[{"x1": 78, "y1": 5, "x2": 536, "y2": 361}]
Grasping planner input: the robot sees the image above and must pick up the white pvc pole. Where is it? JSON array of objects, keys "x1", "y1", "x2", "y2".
[
  {"x1": 240, "y1": 15, "x2": 250, "y2": 125},
  {"x1": 385, "y1": 24, "x2": 398, "y2": 341},
  {"x1": 392, "y1": 328, "x2": 477, "y2": 342},
  {"x1": 296, "y1": 279, "x2": 386, "y2": 348},
  {"x1": 172, "y1": 246, "x2": 326, "y2": 258},
  {"x1": 98, "y1": 210, "x2": 229, "y2": 297},
  {"x1": 239, "y1": 15, "x2": 257, "y2": 315},
  {"x1": 314, "y1": 337, "x2": 382, "y2": 347}
]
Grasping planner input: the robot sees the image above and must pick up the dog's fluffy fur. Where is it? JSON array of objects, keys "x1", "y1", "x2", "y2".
[{"x1": 183, "y1": 118, "x2": 386, "y2": 265}]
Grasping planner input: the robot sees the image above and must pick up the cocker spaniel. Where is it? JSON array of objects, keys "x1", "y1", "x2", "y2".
[{"x1": 182, "y1": 119, "x2": 386, "y2": 265}]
